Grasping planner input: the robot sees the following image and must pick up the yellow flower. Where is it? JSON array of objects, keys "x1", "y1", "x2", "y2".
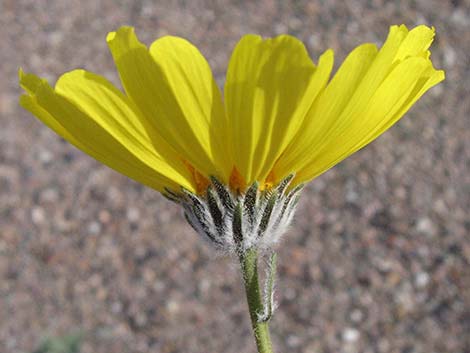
[{"x1": 19, "y1": 24, "x2": 444, "y2": 196}]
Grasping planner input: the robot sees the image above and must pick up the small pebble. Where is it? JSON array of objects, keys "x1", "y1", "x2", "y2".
[
  {"x1": 350, "y1": 309, "x2": 364, "y2": 323},
  {"x1": 287, "y1": 334, "x2": 302, "y2": 348},
  {"x1": 443, "y1": 45, "x2": 457, "y2": 67},
  {"x1": 111, "y1": 301, "x2": 123, "y2": 314},
  {"x1": 38, "y1": 149, "x2": 53, "y2": 164},
  {"x1": 416, "y1": 217, "x2": 437, "y2": 237},
  {"x1": 126, "y1": 207, "x2": 140, "y2": 222},
  {"x1": 40, "y1": 187, "x2": 59, "y2": 202},
  {"x1": 166, "y1": 300, "x2": 180, "y2": 314},
  {"x1": 415, "y1": 272, "x2": 430, "y2": 288},
  {"x1": 87, "y1": 221, "x2": 101, "y2": 235},
  {"x1": 98, "y1": 210, "x2": 111, "y2": 224},
  {"x1": 342, "y1": 328, "x2": 360, "y2": 343},
  {"x1": 31, "y1": 207, "x2": 45, "y2": 224}
]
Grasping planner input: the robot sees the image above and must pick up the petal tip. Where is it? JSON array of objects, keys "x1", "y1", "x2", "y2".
[
  {"x1": 321, "y1": 48, "x2": 335, "y2": 59},
  {"x1": 106, "y1": 26, "x2": 135, "y2": 43},
  {"x1": 18, "y1": 69, "x2": 45, "y2": 94},
  {"x1": 436, "y1": 69, "x2": 446, "y2": 82},
  {"x1": 106, "y1": 31, "x2": 116, "y2": 43},
  {"x1": 54, "y1": 69, "x2": 88, "y2": 90},
  {"x1": 238, "y1": 33, "x2": 263, "y2": 45}
]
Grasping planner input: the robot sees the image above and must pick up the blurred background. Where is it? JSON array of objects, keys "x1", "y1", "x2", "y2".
[{"x1": 1, "y1": 0, "x2": 468, "y2": 352}]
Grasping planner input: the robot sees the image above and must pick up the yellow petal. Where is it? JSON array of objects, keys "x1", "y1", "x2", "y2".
[
  {"x1": 224, "y1": 34, "x2": 333, "y2": 185},
  {"x1": 333, "y1": 25, "x2": 435, "y2": 135},
  {"x1": 55, "y1": 69, "x2": 196, "y2": 189},
  {"x1": 339, "y1": 25, "x2": 408, "y2": 116},
  {"x1": 395, "y1": 25, "x2": 435, "y2": 60},
  {"x1": 107, "y1": 27, "x2": 228, "y2": 182},
  {"x1": 274, "y1": 43, "x2": 378, "y2": 181},
  {"x1": 277, "y1": 24, "x2": 444, "y2": 186},
  {"x1": 296, "y1": 57, "x2": 442, "y2": 183},
  {"x1": 19, "y1": 70, "x2": 195, "y2": 192},
  {"x1": 149, "y1": 36, "x2": 231, "y2": 181},
  {"x1": 19, "y1": 68, "x2": 43, "y2": 94},
  {"x1": 350, "y1": 64, "x2": 445, "y2": 155}
]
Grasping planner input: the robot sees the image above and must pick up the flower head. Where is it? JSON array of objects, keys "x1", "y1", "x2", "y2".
[{"x1": 19, "y1": 25, "x2": 444, "y2": 252}]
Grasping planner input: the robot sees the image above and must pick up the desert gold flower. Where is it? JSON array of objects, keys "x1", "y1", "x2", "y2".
[
  {"x1": 19, "y1": 26, "x2": 446, "y2": 351},
  {"x1": 19, "y1": 24, "x2": 444, "y2": 250},
  {"x1": 19, "y1": 24, "x2": 444, "y2": 196}
]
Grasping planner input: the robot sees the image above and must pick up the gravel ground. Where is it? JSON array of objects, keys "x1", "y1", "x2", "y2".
[{"x1": 1, "y1": 1, "x2": 469, "y2": 352}]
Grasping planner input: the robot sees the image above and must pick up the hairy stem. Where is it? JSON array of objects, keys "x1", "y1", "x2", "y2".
[{"x1": 239, "y1": 248, "x2": 274, "y2": 353}]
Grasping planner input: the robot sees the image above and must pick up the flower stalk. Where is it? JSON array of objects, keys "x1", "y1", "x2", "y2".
[{"x1": 239, "y1": 248, "x2": 274, "y2": 353}]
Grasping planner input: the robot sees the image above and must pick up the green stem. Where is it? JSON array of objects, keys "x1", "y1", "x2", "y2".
[{"x1": 239, "y1": 248, "x2": 274, "y2": 353}]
